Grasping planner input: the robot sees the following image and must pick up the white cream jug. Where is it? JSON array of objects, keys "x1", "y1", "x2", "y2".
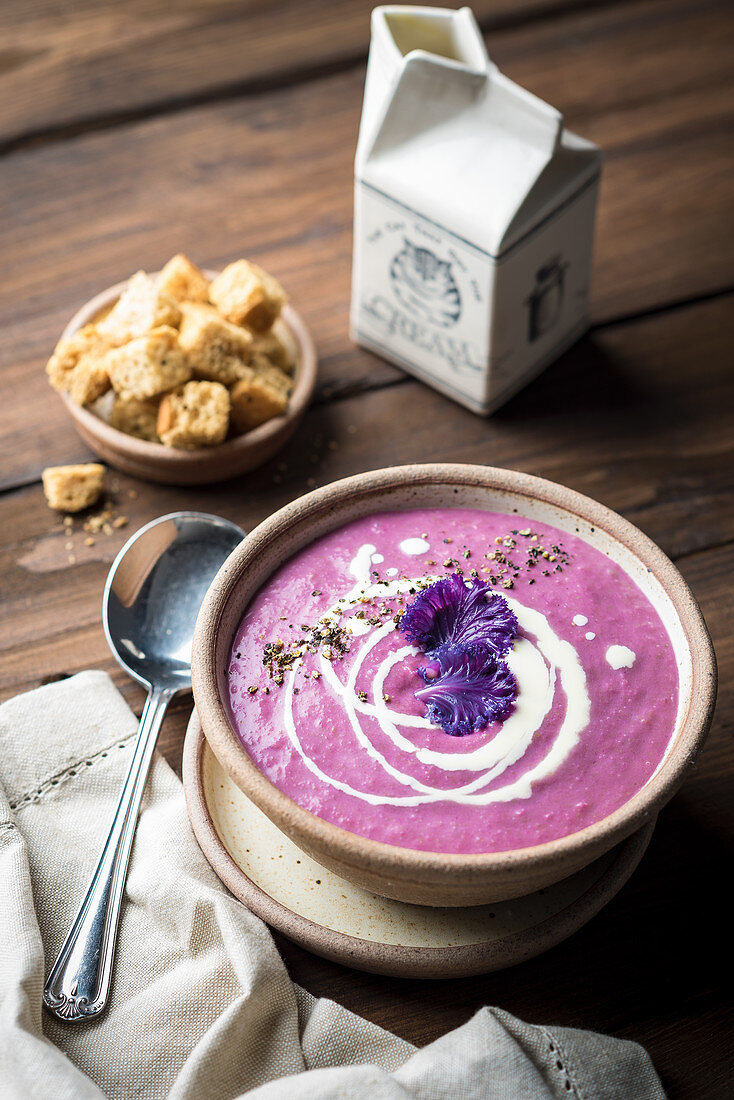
[{"x1": 351, "y1": 5, "x2": 601, "y2": 414}]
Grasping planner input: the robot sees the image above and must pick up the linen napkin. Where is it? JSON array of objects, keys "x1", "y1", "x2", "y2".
[{"x1": 0, "y1": 672, "x2": 666, "y2": 1099}]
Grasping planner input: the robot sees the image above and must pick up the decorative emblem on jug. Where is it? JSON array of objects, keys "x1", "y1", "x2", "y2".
[
  {"x1": 390, "y1": 239, "x2": 462, "y2": 328},
  {"x1": 525, "y1": 256, "x2": 569, "y2": 343}
]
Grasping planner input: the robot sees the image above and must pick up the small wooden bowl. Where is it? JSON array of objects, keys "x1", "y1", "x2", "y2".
[
  {"x1": 191, "y1": 464, "x2": 717, "y2": 907},
  {"x1": 56, "y1": 273, "x2": 317, "y2": 485}
]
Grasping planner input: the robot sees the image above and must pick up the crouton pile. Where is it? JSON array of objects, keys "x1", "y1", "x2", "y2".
[{"x1": 46, "y1": 255, "x2": 295, "y2": 449}]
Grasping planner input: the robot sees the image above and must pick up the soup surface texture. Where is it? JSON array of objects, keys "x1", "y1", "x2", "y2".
[{"x1": 227, "y1": 509, "x2": 678, "y2": 854}]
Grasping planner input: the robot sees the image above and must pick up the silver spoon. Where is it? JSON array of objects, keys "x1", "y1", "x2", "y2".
[{"x1": 43, "y1": 511, "x2": 244, "y2": 1023}]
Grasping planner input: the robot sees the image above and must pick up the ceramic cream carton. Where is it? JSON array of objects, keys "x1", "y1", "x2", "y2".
[{"x1": 350, "y1": 5, "x2": 602, "y2": 414}]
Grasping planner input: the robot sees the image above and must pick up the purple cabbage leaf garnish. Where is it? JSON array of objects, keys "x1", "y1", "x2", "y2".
[
  {"x1": 399, "y1": 573, "x2": 518, "y2": 658},
  {"x1": 416, "y1": 643, "x2": 518, "y2": 737}
]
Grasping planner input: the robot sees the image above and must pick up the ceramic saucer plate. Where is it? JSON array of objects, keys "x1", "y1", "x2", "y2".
[
  {"x1": 183, "y1": 709, "x2": 655, "y2": 979},
  {"x1": 191, "y1": 464, "x2": 715, "y2": 907}
]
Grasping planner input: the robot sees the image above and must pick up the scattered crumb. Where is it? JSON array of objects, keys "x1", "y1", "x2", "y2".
[{"x1": 83, "y1": 499, "x2": 127, "y2": 536}]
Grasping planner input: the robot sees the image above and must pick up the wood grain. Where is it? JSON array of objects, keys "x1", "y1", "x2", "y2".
[
  {"x1": 0, "y1": 294, "x2": 731, "y2": 1097},
  {"x1": 2, "y1": 0, "x2": 733, "y2": 490},
  {"x1": 1, "y1": 1, "x2": 732, "y2": 1095},
  {"x1": 2, "y1": 292, "x2": 731, "y2": 712},
  {"x1": 0, "y1": 0, "x2": 605, "y2": 148}
]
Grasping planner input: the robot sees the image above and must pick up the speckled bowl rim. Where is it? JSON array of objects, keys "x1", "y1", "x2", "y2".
[
  {"x1": 182, "y1": 709, "x2": 656, "y2": 978},
  {"x1": 57, "y1": 271, "x2": 317, "y2": 470},
  {"x1": 191, "y1": 463, "x2": 717, "y2": 888}
]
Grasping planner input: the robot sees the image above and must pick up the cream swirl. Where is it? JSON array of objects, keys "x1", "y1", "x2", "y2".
[{"x1": 281, "y1": 543, "x2": 591, "y2": 807}]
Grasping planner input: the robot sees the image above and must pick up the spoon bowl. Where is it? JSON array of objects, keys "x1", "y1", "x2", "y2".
[
  {"x1": 103, "y1": 512, "x2": 245, "y2": 691},
  {"x1": 44, "y1": 511, "x2": 244, "y2": 1023}
]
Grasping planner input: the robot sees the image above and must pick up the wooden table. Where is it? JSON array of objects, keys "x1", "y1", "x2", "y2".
[{"x1": 2, "y1": 2, "x2": 732, "y2": 1095}]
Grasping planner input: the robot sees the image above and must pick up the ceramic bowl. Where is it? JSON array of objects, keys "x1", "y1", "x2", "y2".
[
  {"x1": 191, "y1": 464, "x2": 717, "y2": 907},
  {"x1": 55, "y1": 272, "x2": 317, "y2": 485}
]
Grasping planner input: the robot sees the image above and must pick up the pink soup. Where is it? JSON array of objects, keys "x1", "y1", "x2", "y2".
[{"x1": 227, "y1": 509, "x2": 678, "y2": 854}]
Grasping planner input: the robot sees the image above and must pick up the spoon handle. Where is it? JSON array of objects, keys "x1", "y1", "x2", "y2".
[{"x1": 43, "y1": 685, "x2": 175, "y2": 1022}]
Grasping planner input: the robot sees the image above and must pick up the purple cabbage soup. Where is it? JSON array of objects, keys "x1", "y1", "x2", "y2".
[{"x1": 226, "y1": 509, "x2": 679, "y2": 855}]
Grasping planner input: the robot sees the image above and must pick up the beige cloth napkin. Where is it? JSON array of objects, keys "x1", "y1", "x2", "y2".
[{"x1": 0, "y1": 672, "x2": 666, "y2": 1099}]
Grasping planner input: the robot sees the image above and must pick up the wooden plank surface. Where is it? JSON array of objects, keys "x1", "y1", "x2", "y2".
[
  {"x1": 1, "y1": 292, "x2": 732, "y2": 1097},
  {"x1": 2, "y1": 290, "x2": 732, "y2": 735},
  {"x1": 1, "y1": 0, "x2": 733, "y2": 1096},
  {"x1": 2, "y1": 0, "x2": 734, "y2": 491},
  {"x1": 0, "y1": 0, "x2": 601, "y2": 148}
]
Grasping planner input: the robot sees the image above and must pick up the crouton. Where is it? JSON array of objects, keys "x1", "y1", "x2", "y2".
[
  {"x1": 46, "y1": 324, "x2": 116, "y2": 405},
  {"x1": 106, "y1": 327, "x2": 191, "y2": 400},
  {"x1": 209, "y1": 260, "x2": 286, "y2": 332},
  {"x1": 98, "y1": 271, "x2": 181, "y2": 342},
  {"x1": 66, "y1": 357, "x2": 113, "y2": 406},
  {"x1": 157, "y1": 381, "x2": 230, "y2": 448},
  {"x1": 156, "y1": 254, "x2": 210, "y2": 304},
  {"x1": 42, "y1": 463, "x2": 105, "y2": 513},
  {"x1": 178, "y1": 302, "x2": 252, "y2": 385},
  {"x1": 250, "y1": 320, "x2": 296, "y2": 374},
  {"x1": 229, "y1": 358, "x2": 291, "y2": 432},
  {"x1": 109, "y1": 396, "x2": 161, "y2": 442}
]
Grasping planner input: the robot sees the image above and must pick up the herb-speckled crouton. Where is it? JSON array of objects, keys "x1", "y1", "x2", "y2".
[
  {"x1": 42, "y1": 463, "x2": 106, "y2": 512},
  {"x1": 156, "y1": 254, "x2": 211, "y2": 304},
  {"x1": 109, "y1": 396, "x2": 161, "y2": 442},
  {"x1": 157, "y1": 381, "x2": 230, "y2": 447},
  {"x1": 98, "y1": 271, "x2": 182, "y2": 342},
  {"x1": 229, "y1": 359, "x2": 291, "y2": 432},
  {"x1": 106, "y1": 327, "x2": 191, "y2": 400},
  {"x1": 46, "y1": 324, "x2": 116, "y2": 405},
  {"x1": 178, "y1": 302, "x2": 252, "y2": 385},
  {"x1": 250, "y1": 321, "x2": 296, "y2": 374},
  {"x1": 209, "y1": 260, "x2": 286, "y2": 332}
]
